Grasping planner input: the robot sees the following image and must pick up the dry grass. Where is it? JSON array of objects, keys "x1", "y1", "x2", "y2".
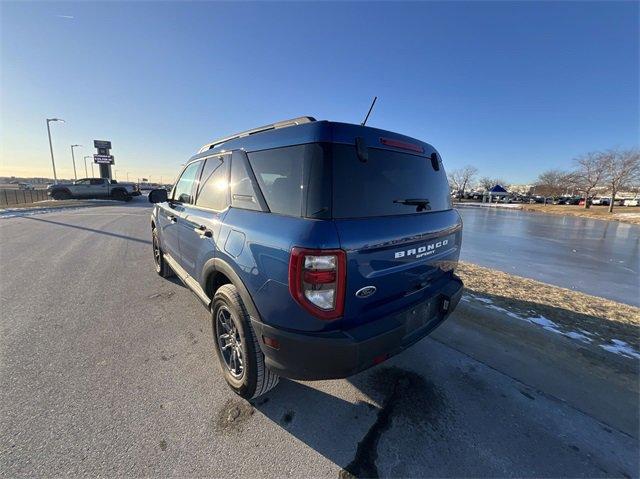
[
  {"x1": 520, "y1": 204, "x2": 640, "y2": 225},
  {"x1": 457, "y1": 261, "x2": 640, "y2": 349}
]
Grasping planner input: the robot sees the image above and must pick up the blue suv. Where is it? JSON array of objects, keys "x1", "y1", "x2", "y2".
[{"x1": 148, "y1": 117, "x2": 463, "y2": 399}]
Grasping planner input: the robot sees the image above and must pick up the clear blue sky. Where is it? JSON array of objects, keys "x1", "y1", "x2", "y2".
[{"x1": 1, "y1": 1, "x2": 638, "y2": 183}]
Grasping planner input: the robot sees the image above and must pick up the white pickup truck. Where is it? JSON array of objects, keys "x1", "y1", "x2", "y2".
[{"x1": 47, "y1": 178, "x2": 140, "y2": 201}]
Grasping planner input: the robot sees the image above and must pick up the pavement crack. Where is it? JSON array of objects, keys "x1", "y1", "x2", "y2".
[
  {"x1": 340, "y1": 367, "x2": 444, "y2": 479},
  {"x1": 339, "y1": 381, "x2": 401, "y2": 479}
]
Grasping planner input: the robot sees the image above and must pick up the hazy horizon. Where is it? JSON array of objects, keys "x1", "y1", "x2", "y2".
[{"x1": 1, "y1": 2, "x2": 638, "y2": 183}]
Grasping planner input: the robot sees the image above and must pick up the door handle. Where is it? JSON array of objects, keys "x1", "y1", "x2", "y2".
[
  {"x1": 167, "y1": 214, "x2": 177, "y2": 223},
  {"x1": 194, "y1": 225, "x2": 213, "y2": 238}
]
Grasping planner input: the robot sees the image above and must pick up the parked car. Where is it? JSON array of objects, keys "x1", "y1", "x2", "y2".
[
  {"x1": 148, "y1": 117, "x2": 463, "y2": 399},
  {"x1": 18, "y1": 182, "x2": 35, "y2": 190},
  {"x1": 47, "y1": 178, "x2": 140, "y2": 201},
  {"x1": 623, "y1": 198, "x2": 639, "y2": 207}
]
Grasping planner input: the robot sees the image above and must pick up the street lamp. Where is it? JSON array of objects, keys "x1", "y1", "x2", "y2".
[
  {"x1": 83, "y1": 156, "x2": 92, "y2": 178},
  {"x1": 70, "y1": 144, "x2": 82, "y2": 180},
  {"x1": 126, "y1": 172, "x2": 130, "y2": 182},
  {"x1": 46, "y1": 118, "x2": 65, "y2": 184}
]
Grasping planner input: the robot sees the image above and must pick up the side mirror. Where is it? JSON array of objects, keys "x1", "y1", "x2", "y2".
[{"x1": 148, "y1": 188, "x2": 168, "y2": 204}]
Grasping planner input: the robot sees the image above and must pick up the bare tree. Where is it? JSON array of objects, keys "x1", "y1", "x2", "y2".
[
  {"x1": 478, "y1": 176, "x2": 509, "y2": 191},
  {"x1": 448, "y1": 166, "x2": 478, "y2": 196},
  {"x1": 534, "y1": 169, "x2": 569, "y2": 198},
  {"x1": 570, "y1": 151, "x2": 608, "y2": 209},
  {"x1": 603, "y1": 148, "x2": 640, "y2": 212},
  {"x1": 447, "y1": 172, "x2": 461, "y2": 193}
]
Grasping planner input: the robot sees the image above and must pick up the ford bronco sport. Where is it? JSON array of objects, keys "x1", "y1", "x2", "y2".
[{"x1": 148, "y1": 117, "x2": 463, "y2": 399}]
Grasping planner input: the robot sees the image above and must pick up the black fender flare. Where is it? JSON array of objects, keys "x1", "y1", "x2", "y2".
[
  {"x1": 50, "y1": 187, "x2": 71, "y2": 195},
  {"x1": 110, "y1": 187, "x2": 128, "y2": 197},
  {"x1": 201, "y1": 258, "x2": 262, "y2": 321}
]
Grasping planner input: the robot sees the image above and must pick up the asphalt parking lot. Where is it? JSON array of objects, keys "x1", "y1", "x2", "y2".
[{"x1": 1, "y1": 198, "x2": 638, "y2": 477}]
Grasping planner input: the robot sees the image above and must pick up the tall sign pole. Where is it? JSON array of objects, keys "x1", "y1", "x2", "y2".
[
  {"x1": 70, "y1": 144, "x2": 81, "y2": 180},
  {"x1": 46, "y1": 118, "x2": 64, "y2": 184},
  {"x1": 93, "y1": 140, "x2": 114, "y2": 179}
]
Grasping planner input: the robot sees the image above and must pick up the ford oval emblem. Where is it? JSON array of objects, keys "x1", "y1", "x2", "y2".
[{"x1": 355, "y1": 286, "x2": 377, "y2": 298}]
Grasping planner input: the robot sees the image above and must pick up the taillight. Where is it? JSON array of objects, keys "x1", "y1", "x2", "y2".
[{"x1": 288, "y1": 248, "x2": 346, "y2": 320}]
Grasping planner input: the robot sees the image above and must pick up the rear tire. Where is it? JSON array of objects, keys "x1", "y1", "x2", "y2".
[
  {"x1": 52, "y1": 190, "x2": 70, "y2": 200},
  {"x1": 112, "y1": 189, "x2": 128, "y2": 201},
  {"x1": 212, "y1": 284, "x2": 279, "y2": 399},
  {"x1": 152, "y1": 228, "x2": 173, "y2": 278}
]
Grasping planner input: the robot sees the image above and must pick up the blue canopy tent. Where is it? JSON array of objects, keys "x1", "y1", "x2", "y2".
[
  {"x1": 483, "y1": 184, "x2": 509, "y2": 203},
  {"x1": 489, "y1": 185, "x2": 508, "y2": 194}
]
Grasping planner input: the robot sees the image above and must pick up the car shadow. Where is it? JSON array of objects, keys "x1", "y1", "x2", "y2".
[{"x1": 20, "y1": 215, "x2": 152, "y2": 245}]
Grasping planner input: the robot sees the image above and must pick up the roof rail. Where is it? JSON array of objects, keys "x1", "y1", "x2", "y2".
[{"x1": 197, "y1": 116, "x2": 316, "y2": 153}]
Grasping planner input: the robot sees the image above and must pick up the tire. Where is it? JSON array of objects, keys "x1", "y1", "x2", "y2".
[
  {"x1": 52, "y1": 190, "x2": 70, "y2": 200},
  {"x1": 212, "y1": 284, "x2": 279, "y2": 399},
  {"x1": 152, "y1": 228, "x2": 174, "y2": 278},
  {"x1": 112, "y1": 189, "x2": 128, "y2": 201}
]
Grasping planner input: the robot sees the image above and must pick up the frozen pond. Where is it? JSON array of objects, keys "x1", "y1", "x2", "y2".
[{"x1": 458, "y1": 206, "x2": 640, "y2": 306}]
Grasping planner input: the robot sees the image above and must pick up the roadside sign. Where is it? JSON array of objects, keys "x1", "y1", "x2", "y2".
[
  {"x1": 94, "y1": 154, "x2": 114, "y2": 164},
  {"x1": 93, "y1": 140, "x2": 112, "y2": 149}
]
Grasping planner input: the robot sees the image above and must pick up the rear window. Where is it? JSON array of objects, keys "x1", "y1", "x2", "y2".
[
  {"x1": 331, "y1": 144, "x2": 451, "y2": 218},
  {"x1": 242, "y1": 142, "x2": 450, "y2": 219}
]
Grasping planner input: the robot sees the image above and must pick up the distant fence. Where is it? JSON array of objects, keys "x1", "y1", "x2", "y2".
[{"x1": 0, "y1": 189, "x2": 49, "y2": 207}]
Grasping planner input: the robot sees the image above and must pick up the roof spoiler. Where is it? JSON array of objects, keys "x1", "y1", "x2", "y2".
[{"x1": 197, "y1": 116, "x2": 316, "y2": 153}]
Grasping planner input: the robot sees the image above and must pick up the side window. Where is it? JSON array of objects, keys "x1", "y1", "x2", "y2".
[
  {"x1": 90, "y1": 179, "x2": 104, "y2": 185},
  {"x1": 172, "y1": 161, "x2": 202, "y2": 204},
  {"x1": 75, "y1": 179, "x2": 90, "y2": 185},
  {"x1": 196, "y1": 156, "x2": 229, "y2": 211},
  {"x1": 230, "y1": 151, "x2": 263, "y2": 211}
]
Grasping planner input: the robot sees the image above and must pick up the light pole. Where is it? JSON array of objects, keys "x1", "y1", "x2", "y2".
[
  {"x1": 83, "y1": 156, "x2": 92, "y2": 178},
  {"x1": 46, "y1": 118, "x2": 65, "y2": 184},
  {"x1": 70, "y1": 144, "x2": 82, "y2": 180},
  {"x1": 126, "y1": 172, "x2": 130, "y2": 182}
]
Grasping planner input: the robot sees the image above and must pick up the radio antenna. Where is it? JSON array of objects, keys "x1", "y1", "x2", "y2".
[{"x1": 361, "y1": 96, "x2": 378, "y2": 126}]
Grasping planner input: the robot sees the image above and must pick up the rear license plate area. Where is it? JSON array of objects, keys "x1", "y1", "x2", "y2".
[{"x1": 401, "y1": 299, "x2": 436, "y2": 337}]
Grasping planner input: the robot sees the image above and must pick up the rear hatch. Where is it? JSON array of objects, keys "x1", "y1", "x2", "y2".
[{"x1": 330, "y1": 142, "x2": 462, "y2": 329}]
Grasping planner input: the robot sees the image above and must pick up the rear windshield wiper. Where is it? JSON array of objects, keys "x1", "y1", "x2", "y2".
[{"x1": 394, "y1": 198, "x2": 431, "y2": 212}]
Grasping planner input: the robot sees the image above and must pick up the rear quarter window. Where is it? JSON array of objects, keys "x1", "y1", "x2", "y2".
[{"x1": 247, "y1": 144, "x2": 330, "y2": 218}]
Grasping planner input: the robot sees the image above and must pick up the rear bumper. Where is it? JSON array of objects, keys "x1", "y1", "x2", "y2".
[{"x1": 252, "y1": 275, "x2": 463, "y2": 380}]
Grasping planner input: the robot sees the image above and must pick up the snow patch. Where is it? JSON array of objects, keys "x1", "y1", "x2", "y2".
[
  {"x1": 600, "y1": 340, "x2": 640, "y2": 359},
  {"x1": 0, "y1": 206, "x2": 94, "y2": 218},
  {"x1": 462, "y1": 293, "x2": 640, "y2": 353},
  {"x1": 563, "y1": 331, "x2": 593, "y2": 343},
  {"x1": 526, "y1": 315, "x2": 562, "y2": 334},
  {"x1": 456, "y1": 203, "x2": 522, "y2": 209}
]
